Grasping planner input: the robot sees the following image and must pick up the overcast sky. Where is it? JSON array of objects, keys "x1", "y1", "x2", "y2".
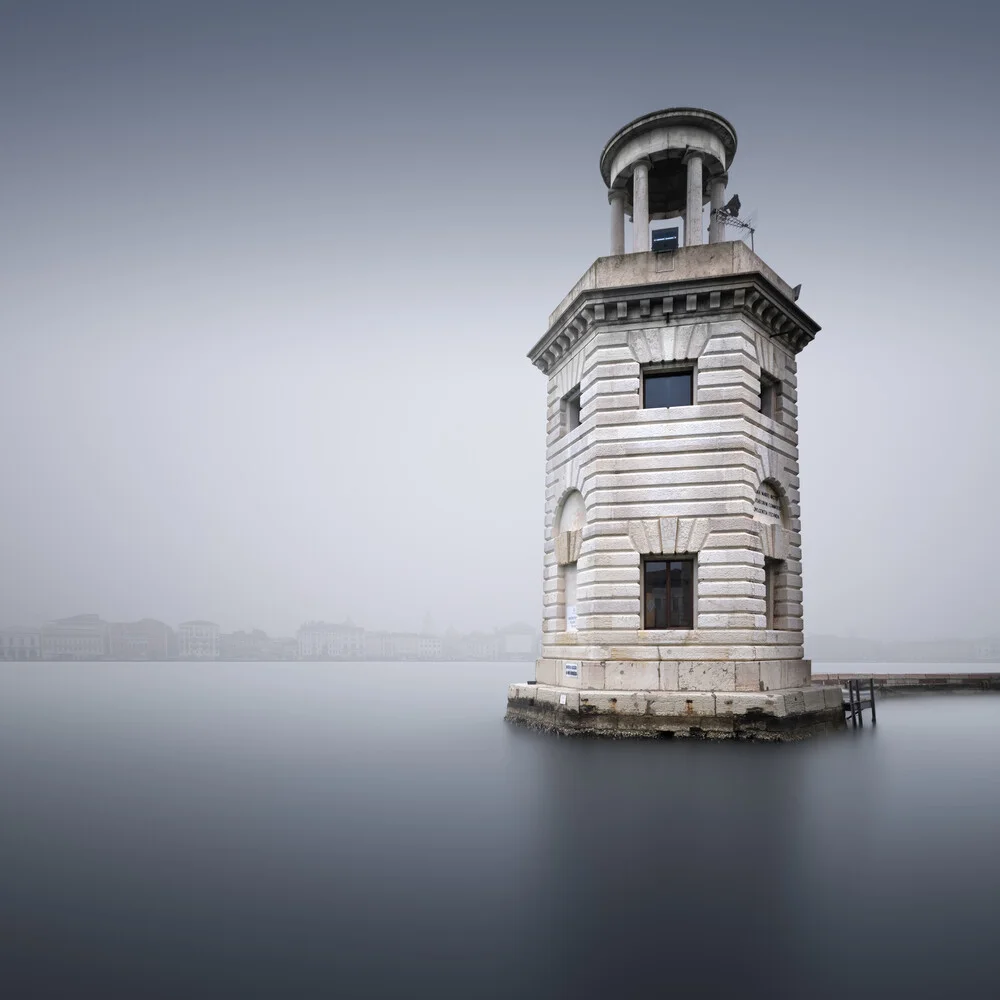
[{"x1": 1, "y1": 0, "x2": 997, "y2": 639}]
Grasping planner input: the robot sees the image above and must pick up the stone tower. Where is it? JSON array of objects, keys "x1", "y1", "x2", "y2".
[{"x1": 506, "y1": 108, "x2": 843, "y2": 739}]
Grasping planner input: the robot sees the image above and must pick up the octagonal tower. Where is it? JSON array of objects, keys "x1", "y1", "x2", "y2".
[{"x1": 506, "y1": 108, "x2": 844, "y2": 739}]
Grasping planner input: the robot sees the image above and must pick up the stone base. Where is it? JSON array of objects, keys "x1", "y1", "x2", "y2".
[{"x1": 505, "y1": 683, "x2": 846, "y2": 741}]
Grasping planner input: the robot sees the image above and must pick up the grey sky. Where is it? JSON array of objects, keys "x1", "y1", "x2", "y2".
[{"x1": 1, "y1": 0, "x2": 997, "y2": 638}]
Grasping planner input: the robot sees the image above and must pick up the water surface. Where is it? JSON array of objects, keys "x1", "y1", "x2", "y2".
[{"x1": 1, "y1": 661, "x2": 998, "y2": 998}]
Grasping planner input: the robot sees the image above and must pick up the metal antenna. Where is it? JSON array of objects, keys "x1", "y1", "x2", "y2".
[{"x1": 711, "y1": 194, "x2": 757, "y2": 251}]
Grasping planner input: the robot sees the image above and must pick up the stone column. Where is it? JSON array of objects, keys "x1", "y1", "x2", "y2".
[
  {"x1": 631, "y1": 160, "x2": 651, "y2": 253},
  {"x1": 608, "y1": 188, "x2": 626, "y2": 255},
  {"x1": 685, "y1": 152, "x2": 704, "y2": 246},
  {"x1": 708, "y1": 173, "x2": 727, "y2": 244}
]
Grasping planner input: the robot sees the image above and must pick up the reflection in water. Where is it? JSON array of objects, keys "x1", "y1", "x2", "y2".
[{"x1": 1, "y1": 662, "x2": 999, "y2": 998}]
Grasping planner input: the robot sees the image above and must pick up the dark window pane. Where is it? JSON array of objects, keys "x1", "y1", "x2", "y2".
[
  {"x1": 668, "y1": 560, "x2": 694, "y2": 628},
  {"x1": 644, "y1": 558, "x2": 694, "y2": 629},
  {"x1": 565, "y1": 387, "x2": 581, "y2": 431},
  {"x1": 644, "y1": 560, "x2": 667, "y2": 630},
  {"x1": 644, "y1": 371, "x2": 693, "y2": 408},
  {"x1": 760, "y1": 373, "x2": 780, "y2": 418}
]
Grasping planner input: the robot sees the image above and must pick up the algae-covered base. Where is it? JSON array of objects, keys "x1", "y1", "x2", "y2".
[{"x1": 505, "y1": 683, "x2": 846, "y2": 741}]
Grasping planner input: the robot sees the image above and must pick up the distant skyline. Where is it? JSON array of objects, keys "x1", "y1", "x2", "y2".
[
  {"x1": 0, "y1": 610, "x2": 538, "y2": 637},
  {"x1": 2, "y1": 1, "x2": 998, "y2": 639}
]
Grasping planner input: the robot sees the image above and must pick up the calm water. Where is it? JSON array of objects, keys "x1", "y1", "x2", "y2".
[{"x1": 2, "y1": 661, "x2": 999, "y2": 998}]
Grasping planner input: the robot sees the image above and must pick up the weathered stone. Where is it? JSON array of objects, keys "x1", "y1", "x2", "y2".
[
  {"x1": 535, "y1": 659, "x2": 558, "y2": 685},
  {"x1": 735, "y1": 661, "x2": 761, "y2": 692},
  {"x1": 605, "y1": 661, "x2": 659, "y2": 690},
  {"x1": 648, "y1": 693, "x2": 716, "y2": 717},
  {"x1": 823, "y1": 686, "x2": 845, "y2": 710},
  {"x1": 678, "y1": 661, "x2": 736, "y2": 692},
  {"x1": 580, "y1": 691, "x2": 647, "y2": 715},
  {"x1": 782, "y1": 660, "x2": 810, "y2": 689},
  {"x1": 533, "y1": 685, "x2": 580, "y2": 712},
  {"x1": 715, "y1": 692, "x2": 782, "y2": 716},
  {"x1": 802, "y1": 687, "x2": 828, "y2": 713},
  {"x1": 659, "y1": 661, "x2": 679, "y2": 690},
  {"x1": 760, "y1": 662, "x2": 784, "y2": 691}
]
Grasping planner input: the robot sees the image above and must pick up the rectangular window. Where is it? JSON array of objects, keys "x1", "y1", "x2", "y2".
[
  {"x1": 563, "y1": 386, "x2": 581, "y2": 432},
  {"x1": 643, "y1": 557, "x2": 694, "y2": 629},
  {"x1": 643, "y1": 369, "x2": 693, "y2": 409},
  {"x1": 759, "y1": 372, "x2": 781, "y2": 419}
]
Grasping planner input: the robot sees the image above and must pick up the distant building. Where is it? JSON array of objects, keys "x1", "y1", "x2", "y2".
[
  {"x1": 364, "y1": 631, "x2": 443, "y2": 660},
  {"x1": 178, "y1": 621, "x2": 220, "y2": 659},
  {"x1": 1, "y1": 626, "x2": 41, "y2": 661},
  {"x1": 218, "y1": 630, "x2": 300, "y2": 660},
  {"x1": 109, "y1": 619, "x2": 175, "y2": 660},
  {"x1": 219, "y1": 629, "x2": 270, "y2": 660},
  {"x1": 297, "y1": 621, "x2": 364, "y2": 660},
  {"x1": 365, "y1": 630, "x2": 391, "y2": 659},
  {"x1": 392, "y1": 633, "x2": 443, "y2": 660},
  {"x1": 443, "y1": 630, "x2": 500, "y2": 661},
  {"x1": 41, "y1": 614, "x2": 110, "y2": 660},
  {"x1": 264, "y1": 636, "x2": 299, "y2": 660},
  {"x1": 496, "y1": 623, "x2": 541, "y2": 661},
  {"x1": 418, "y1": 634, "x2": 443, "y2": 660}
]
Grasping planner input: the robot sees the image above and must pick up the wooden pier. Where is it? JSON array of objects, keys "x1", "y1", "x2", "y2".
[
  {"x1": 813, "y1": 672, "x2": 1000, "y2": 695},
  {"x1": 812, "y1": 672, "x2": 1000, "y2": 730}
]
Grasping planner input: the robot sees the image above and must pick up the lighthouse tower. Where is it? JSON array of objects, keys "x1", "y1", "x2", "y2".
[{"x1": 506, "y1": 108, "x2": 844, "y2": 739}]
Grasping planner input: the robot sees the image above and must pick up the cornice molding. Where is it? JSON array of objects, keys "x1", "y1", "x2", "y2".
[{"x1": 529, "y1": 272, "x2": 818, "y2": 375}]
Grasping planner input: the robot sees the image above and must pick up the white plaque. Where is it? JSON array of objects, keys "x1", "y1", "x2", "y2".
[
  {"x1": 564, "y1": 661, "x2": 579, "y2": 678},
  {"x1": 566, "y1": 605, "x2": 578, "y2": 632}
]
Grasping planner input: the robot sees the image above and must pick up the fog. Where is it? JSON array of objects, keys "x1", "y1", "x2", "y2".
[{"x1": 1, "y1": 0, "x2": 997, "y2": 639}]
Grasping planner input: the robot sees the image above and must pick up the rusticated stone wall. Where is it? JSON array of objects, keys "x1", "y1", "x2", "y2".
[{"x1": 531, "y1": 253, "x2": 818, "y2": 693}]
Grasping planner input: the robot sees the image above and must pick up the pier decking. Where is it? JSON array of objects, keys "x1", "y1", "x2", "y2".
[{"x1": 814, "y1": 673, "x2": 1000, "y2": 694}]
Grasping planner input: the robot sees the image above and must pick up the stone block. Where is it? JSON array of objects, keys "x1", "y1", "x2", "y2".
[
  {"x1": 566, "y1": 529, "x2": 583, "y2": 563},
  {"x1": 783, "y1": 690, "x2": 805, "y2": 716},
  {"x1": 735, "y1": 661, "x2": 761, "y2": 691},
  {"x1": 534, "y1": 686, "x2": 580, "y2": 712},
  {"x1": 580, "y1": 661, "x2": 606, "y2": 689},
  {"x1": 648, "y1": 693, "x2": 716, "y2": 717},
  {"x1": 678, "y1": 661, "x2": 736, "y2": 692},
  {"x1": 714, "y1": 692, "x2": 782, "y2": 716},
  {"x1": 605, "y1": 661, "x2": 660, "y2": 690},
  {"x1": 508, "y1": 683, "x2": 535, "y2": 704},
  {"x1": 659, "y1": 661, "x2": 679, "y2": 690},
  {"x1": 555, "y1": 533, "x2": 569, "y2": 565},
  {"x1": 823, "y1": 686, "x2": 845, "y2": 710},
  {"x1": 760, "y1": 661, "x2": 784, "y2": 691},
  {"x1": 580, "y1": 691, "x2": 647, "y2": 715},
  {"x1": 802, "y1": 687, "x2": 828, "y2": 713},
  {"x1": 659, "y1": 517, "x2": 678, "y2": 554},
  {"x1": 535, "y1": 659, "x2": 558, "y2": 685},
  {"x1": 606, "y1": 645, "x2": 661, "y2": 661},
  {"x1": 782, "y1": 661, "x2": 810, "y2": 689},
  {"x1": 696, "y1": 614, "x2": 760, "y2": 629}
]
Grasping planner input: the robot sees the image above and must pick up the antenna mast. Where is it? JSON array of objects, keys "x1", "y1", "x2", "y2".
[{"x1": 711, "y1": 194, "x2": 756, "y2": 252}]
